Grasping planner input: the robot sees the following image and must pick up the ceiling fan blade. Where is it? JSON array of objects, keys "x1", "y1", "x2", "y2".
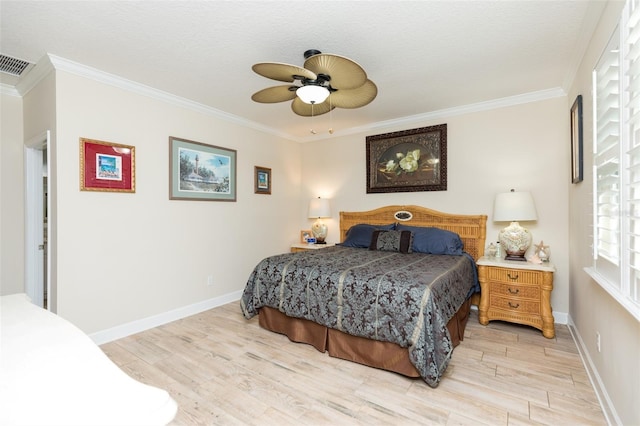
[
  {"x1": 291, "y1": 97, "x2": 334, "y2": 116},
  {"x1": 329, "y1": 79, "x2": 378, "y2": 109},
  {"x1": 251, "y1": 85, "x2": 297, "y2": 103},
  {"x1": 252, "y1": 62, "x2": 317, "y2": 83},
  {"x1": 304, "y1": 53, "x2": 367, "y2": 90}
]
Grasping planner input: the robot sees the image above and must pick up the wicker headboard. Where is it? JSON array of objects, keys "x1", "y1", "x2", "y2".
[{"x1": 339, "y1": 205, "x2": 487, "y2": 261}]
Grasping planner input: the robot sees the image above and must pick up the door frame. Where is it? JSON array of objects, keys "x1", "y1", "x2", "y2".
[{"x1": 24, "y1": 130, "x2": 50, "y2": 310}]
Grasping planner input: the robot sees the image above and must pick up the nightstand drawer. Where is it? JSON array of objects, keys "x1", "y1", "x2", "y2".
[
  {"x1": 490, "y1": 295, "x2": 540, "y2": 314},
  {"x1": 488, "y1": 268, "x2": 541, "y2": 285},
  {"x1": 489, "y1": 282, "x2": 540, "y2": 300}
]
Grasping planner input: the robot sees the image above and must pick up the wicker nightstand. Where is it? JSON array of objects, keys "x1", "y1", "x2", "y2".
[
  {"x1": 477, "y1": 256, "x2": 556, "y2": 338},
  {"x1": 290, "y1": 243, "x2": 335, "y2": 253}
]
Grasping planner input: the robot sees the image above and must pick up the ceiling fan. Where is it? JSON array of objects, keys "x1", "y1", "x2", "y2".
[{"x1": 251, "y1": 49, "x2": 377, "y2": 117}]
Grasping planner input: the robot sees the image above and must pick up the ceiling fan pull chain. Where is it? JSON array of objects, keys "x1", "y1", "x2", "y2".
[
  {"x1": 310, "y1": 103, "x2": 317, "y2": 134},
  {"x1": 328, "y1": 96, "x2": 334, "y2": 134}
]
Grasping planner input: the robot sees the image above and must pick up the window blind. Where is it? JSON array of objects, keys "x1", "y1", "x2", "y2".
[
  {"x1": 594, "y1": 28, "x2": 621, "y2": 283},
  {"x1": 624, "y1": 0, "x2": 640, "y2": 304}
]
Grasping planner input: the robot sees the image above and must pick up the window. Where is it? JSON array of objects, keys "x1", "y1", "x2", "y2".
[{"x1": 588, "y1": 0, "x2": 640, "y2": 321}]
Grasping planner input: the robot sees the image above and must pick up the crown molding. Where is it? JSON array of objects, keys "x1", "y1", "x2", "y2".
[
  {"x1": 0, "y1": 83, "x2": 21, "y2": 97},
  {"x1": 300, "y1": 87, "x2": 567, "y2": 143},
  {"x1": 45, "y1": 54, "x2": 295, "y2": 141},
  {"x1": 8, "y1": 53, "x2": 566, "y2": 143},
  {"x1": 375, "y1": 87, "x2": 567, "y2": 129}
]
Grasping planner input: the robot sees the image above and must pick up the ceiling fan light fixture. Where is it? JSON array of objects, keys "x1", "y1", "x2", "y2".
[
  {"x1": 296, "y1": 85, "x2": 330, "y2": 104},
  {"x1": 251, "y1": 49, "x2": 375, "y2": 116}
]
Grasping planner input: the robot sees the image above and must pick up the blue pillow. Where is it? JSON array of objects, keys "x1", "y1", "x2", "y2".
[
  {"x1": 341, "y1": 223, "x2": 396, "y2": 248},
  {"x1": 396, "y1": 224, "x2": 463, "y2": 255}
]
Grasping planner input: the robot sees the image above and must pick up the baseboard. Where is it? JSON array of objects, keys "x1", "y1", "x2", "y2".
[
  {"x1": 566, "y1": 315, "x2": 620, "y2": 426},
  {"x1": 553, "y1": 310, "x2": 568, "y2": 324},
  {"x1": 89, "y1": 290, "x2": 243, "y2": 345}
]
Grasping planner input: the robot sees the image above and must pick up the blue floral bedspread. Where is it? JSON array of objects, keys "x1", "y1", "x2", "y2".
[{"x1": 240, "y1": 245, "x2": 477, "y2": 387}]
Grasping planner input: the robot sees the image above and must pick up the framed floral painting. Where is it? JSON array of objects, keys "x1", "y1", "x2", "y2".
[{"x1": 366, "y1": 124, "x2": 447, "y2": 193}]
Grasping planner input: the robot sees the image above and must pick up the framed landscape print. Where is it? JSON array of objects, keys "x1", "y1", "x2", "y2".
[
  {"x1": 366, "y1": 124, "x2": 447, "y2": 193},
  {"x1": 169, "y1": 136, "x2": 237, "y2": 201},
  {"x1": 254, "y1": 166, "x2": 271, "y2": 194},
  {"x1": 80, "y1": 138, "x2": 135, "y2": 193}
]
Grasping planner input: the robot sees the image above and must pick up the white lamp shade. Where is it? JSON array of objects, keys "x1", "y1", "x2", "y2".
[
  {"x1": 493, "y1": 191, "x2": 537, "y2": 222},
  {"x1": 297, "y1": 85, "x2": 330, "y2": 104},
  {"x1": 308, "y1": 197, "x2": 331, "y2": 218}
]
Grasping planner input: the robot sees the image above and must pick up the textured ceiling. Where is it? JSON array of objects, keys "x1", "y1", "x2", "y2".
[{"x1": 0, "y1": 1, "x2": 606, "y2": 140}]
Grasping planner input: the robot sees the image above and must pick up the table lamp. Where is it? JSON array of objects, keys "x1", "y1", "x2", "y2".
[
  {"x1": 493, "y1": 189, "x2": 537, "y2": 261},
  {"x1": 308, "y1": 197, "x2": 330, "y2": 244}
]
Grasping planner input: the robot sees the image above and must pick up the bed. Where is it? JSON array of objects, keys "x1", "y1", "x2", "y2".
[
  {"x1": 0, "y1": 293, "x2": 177, "y2": 426},
  {"x1": 241, "y1": 205, "x2": 487, "y2": 387}
]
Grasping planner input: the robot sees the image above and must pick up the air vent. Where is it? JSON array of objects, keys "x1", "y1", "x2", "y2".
[{"x1": 0, "y1": 54, "x2": 31, "y2": 76}]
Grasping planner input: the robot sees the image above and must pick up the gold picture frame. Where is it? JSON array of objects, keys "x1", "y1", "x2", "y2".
[{"x1": 80, "y1": 138, "x2": 135, "y2": 193}]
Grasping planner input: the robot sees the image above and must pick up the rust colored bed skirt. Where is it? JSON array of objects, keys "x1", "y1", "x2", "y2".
[{"x1": 258, "y1": 298, "x2": 472, "y2": 378}]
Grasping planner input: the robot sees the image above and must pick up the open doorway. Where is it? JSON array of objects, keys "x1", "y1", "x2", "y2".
[
  {"x1": 25, "y1": 131, "x2": 51, "y2": 310},
  {"x1": 43, "y1": 173, "x2": 47, "y2": 308}
]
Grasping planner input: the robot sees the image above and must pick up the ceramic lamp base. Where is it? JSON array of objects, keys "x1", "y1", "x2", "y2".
[
  {"x1": 312, "y1": 219, "x2": 328, "y2": 244},
  {"x1": 498, "y1": 221, "x2": 532, "y2": 261}
]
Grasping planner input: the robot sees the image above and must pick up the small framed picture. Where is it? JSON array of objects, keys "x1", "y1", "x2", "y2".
[
  {"x1": 80, "y1": 138, "x2": 135, "y2": 192},
  {"x1": 300, "y1": 230, "x2": 312, "y2": 243},
  {"x1": 254, "y1": 166, "x2": 271, "y2": 194},
  {"x1": 570, "y1": 95, "x2": 583, "y2": 184}
]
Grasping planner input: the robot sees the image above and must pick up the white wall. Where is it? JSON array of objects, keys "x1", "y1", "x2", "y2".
[
  {"x1": 0, "y1": 91, "x2": 25, "y2": 295},
  {"x1": 48, "y1": 70, "x2": 302, "y2": 333},
  {"x1": 567, "y1": 1, "x2": 639, "y2": 424},
  {"x1": 301, "y1": 97, "x2": 571, "y2": 315}
]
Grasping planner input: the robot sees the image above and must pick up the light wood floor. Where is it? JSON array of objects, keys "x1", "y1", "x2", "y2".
[{"x1": 101, "y1": 303, "x2": 606, "y2": 425}]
